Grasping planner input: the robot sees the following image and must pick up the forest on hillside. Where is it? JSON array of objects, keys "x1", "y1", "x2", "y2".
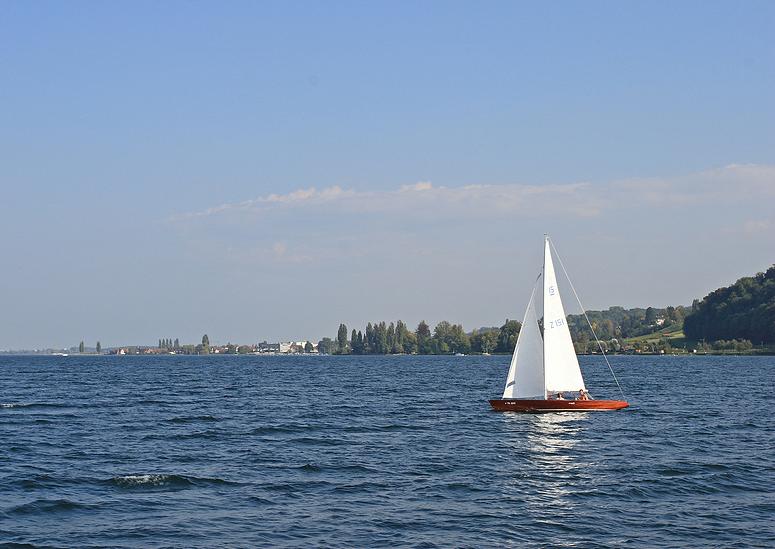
[{"x1": 683, "y1": 266, "x2": 775, "y2": 344}]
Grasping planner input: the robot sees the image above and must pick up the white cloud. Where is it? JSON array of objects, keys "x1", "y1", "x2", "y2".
[
  {"x1": 741, "y1": 219, "x2": 772, "y2": 236},
  {"x1": 173, "y1": 163, "x2": 775, "y2": 224},
  {"x1": 171, "y1": 179, "x2": 600, "y2": 222},
  {"x1": 169, "y1": 185, "x2": 356, "y2": 220},
  {"x1": 610, "y1": 163, "x2": 775, "y2": 206},
  {"x1": 400, "y1": 181, "x2": 433, "y2": 192},
  {"x1": 264, "y1": 185, "x2": 352, "y2": 204}
]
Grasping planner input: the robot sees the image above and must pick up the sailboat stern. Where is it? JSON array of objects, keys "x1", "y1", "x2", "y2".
[{"x1": 489, "y1": 399, "x2": 629, "y2": 412}]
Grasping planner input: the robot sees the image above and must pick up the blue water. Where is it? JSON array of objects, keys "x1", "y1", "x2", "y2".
[{"x1": 1, "y1": 355, "x2": 773, "y2": 547}]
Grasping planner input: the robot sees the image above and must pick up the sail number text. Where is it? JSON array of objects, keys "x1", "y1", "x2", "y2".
[{"x1": 548, "y1": 318, "x2": 565, "y2": 329}]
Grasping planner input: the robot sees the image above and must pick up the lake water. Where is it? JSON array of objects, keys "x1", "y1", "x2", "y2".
[{"x1": 1, "y1": 355, "x2": 773, "y2": 547}]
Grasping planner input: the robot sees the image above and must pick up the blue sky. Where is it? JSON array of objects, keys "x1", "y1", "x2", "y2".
[{"x1": 1, "y1": 1, "x2": 773, "y2": 348}]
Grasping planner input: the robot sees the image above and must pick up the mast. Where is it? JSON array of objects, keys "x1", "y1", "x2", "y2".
[{"x1": 542, "y1": 234, "x2": 548, "y2": 400}]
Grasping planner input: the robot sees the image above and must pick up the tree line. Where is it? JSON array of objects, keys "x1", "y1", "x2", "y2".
[
  {"x1": 325, "y1": 304, "x2": 692, "y2": 355},
  {"x1": 320, "y1": 319, "x2": 522, "y2": 355},
  {"x1": 150, "y1": 336, "x2": 206, "y2": 354}
]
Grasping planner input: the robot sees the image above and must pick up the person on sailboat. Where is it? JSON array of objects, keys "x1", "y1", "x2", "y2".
[
  {"x1": 555, "y1": 392, "x2": 565, "y2": 400},
  {"x1": 578, "y1": 389, "x2": 591, "y2": 400}
]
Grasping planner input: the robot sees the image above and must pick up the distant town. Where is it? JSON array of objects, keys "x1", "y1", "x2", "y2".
[
  {"x1": 0, "y1": 337, "x2": 324, "y2": 356},
  {"x1": 109, "y1": 339, "x2": 322, "y2": 356}
]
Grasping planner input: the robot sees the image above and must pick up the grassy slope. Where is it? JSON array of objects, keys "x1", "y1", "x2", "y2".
[
  {"x1": 620, "y1": 324, "x2": 693, "y2": 352},
  {"x1": 620, "y1": 326, "x2": 775, "y2": 354}
]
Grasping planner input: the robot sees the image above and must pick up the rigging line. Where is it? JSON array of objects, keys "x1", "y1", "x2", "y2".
[{"x1": 548, "y1": 237, "x2": 626, "y2": 400}]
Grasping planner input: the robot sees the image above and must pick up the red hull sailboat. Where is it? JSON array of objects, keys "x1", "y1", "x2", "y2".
[
  {"x1": 489, "y1": 399, "x2": 629, "y2": 412},
  {"x1": 489, "y1": 235, "x2": 628, "y2": 413}
]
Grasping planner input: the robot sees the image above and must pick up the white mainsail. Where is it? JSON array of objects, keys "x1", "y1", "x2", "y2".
[
  {"x1": 542, "y1": 238, "x2": 586, "y2": 393},
  {"x1": 502, "y1": 283, "x2": 545, "y2": 399},
  {"x1": 501, "y1": 236, "x2": 587, "y2": 400}
]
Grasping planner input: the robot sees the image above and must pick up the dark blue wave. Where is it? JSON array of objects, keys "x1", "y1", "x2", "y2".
[
  {"x1": 165, "y1": 414, "x2": 221, "y2": 424},
  {"x1": 6, "y1": 498, "x2": 92, "y2": 515},
  {"x1": 106, "y1": 474, "x2": 239, "y2": 489}
]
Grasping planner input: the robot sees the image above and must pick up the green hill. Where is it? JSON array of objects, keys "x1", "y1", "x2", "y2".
[{"x1": 683, "y1": 266, "x2": 775, "y2": 344}]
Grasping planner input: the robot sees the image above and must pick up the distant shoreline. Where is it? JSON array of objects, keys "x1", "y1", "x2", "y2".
[{"x1": 1, "y1": 351, "x2": 773, "y2": 358}]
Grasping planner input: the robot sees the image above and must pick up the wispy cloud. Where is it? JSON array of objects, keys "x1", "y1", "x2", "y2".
[
  {"x1": 610, "y1": 163, "x2": 775, "y2": 206},
  {"x1": 399, "y1": 181, "x2": 433, "y2": 192},
  {"x1": 171, "y1": 163, "x2": 775, "y2": 224},
  {"x1": 742, "y1": 219, "x2": 772, "y2": 235},
  {"x1": 172, "y1": 185, "x2": 354, "y2": 220},
  {"x1": 170, "y1": 180, "x2": 600, "y2": 222},
  {"x1": 722, "y1": 218, "x2": 775, "y2": 238}
]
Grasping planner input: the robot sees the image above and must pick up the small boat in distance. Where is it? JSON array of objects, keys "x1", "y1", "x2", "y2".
[{"x1": 489, "y1": 235, "x2": 628, "y2": 412}]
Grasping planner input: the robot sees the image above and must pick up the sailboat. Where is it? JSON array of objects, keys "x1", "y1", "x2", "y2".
[{"x1": 489, "y1": 236, "x2": 629, "y2": 412}]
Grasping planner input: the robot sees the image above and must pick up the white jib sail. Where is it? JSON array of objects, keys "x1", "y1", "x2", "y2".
[
  {"x1": 502, "y1": 283, "x2": 545, "y2": 399},
  {"x1": 542, "y1": 238, "x2": 586, "y2": 393}
]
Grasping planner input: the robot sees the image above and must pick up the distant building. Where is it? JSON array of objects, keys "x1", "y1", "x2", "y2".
[
  {"x1": 258, "y1": 342, "x2": 281, "y2": 353},
  {"x1": 255, "y1": 341, "x2": 317, "y2": 353}
]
